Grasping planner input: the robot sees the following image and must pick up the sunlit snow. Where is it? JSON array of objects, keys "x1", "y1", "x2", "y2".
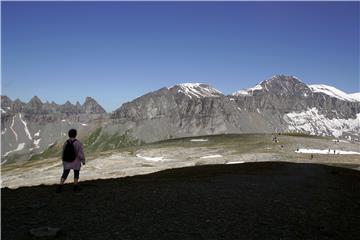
[
  {"x1": 226, "y1": 161, "x2": 245, "y2": 164},
  {"x1": 19, "y1": 113, "x2": 32, "y2": 140},
  {"x1": 34, "y1": 130, "x2": 41, "y2": 137},
  {"x1": 295, "y1": 148, "x2": 360, "y2": 155},
  {"x1": 136, "y1": 154, "x2": 165, "y2": 161},
  {"x1": 190, "y1": 139, "x2": 208, "y2": 142},
  {"x1": 3, "y1": 143, "x2": 26, "y2": 157},
  {"x1": 174, "y1": 83, "x2": 223, "y2": 99},
  {"x1": 284, "y1": 108, "x2": 360, "y2": 138},
  {"x1": 309, "y1": 84, "x2": 356, "y2": 102},
  {"x1": 201, "y1": 154, "x2": 223, "y2": 159},
  {"x1": 10, "y1": 115, "x2": 18, "y2": 142}
]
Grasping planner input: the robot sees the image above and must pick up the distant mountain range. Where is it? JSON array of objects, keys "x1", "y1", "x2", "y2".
[{"x1": 1, "y1": 75, "x2": 359, "y2": 163}]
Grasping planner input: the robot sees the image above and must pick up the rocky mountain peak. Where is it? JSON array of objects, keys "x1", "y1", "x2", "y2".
[
  {"x1": 260, "y1": 75, "x2": 309, "y2": 93},
  {"x1": 11, "y1": 99, "x2": 25, "y2": 112},
  {"x1": 234, "y1": 75, "x2": 310, "y2": 97},
  {"x1": 28, "y1": 96, "x2": 43, "y2": 105},
  {"x1": 1, "y1": 96, "x2": 13, "y2": 109},
  {"x1": 82, "y1": 96, "x2": 106, "y2": 114},
  {"x1": 24, "y1": 96, "x2": 44, "y2": 113}
]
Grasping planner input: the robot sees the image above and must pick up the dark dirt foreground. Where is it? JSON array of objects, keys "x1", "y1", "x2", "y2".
[{"x1": 2, "y1": 162, "x2": 360, "y2": 240}]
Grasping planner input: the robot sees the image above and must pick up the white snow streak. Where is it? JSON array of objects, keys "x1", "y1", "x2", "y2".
[
  {"x1": 34, "y1": 138, "x2": 41, "y2": 147},
  {"x1": 34, "y1": 130, "x2": 41, "y2": 137},
  {"x1": 295, "y1": 148, "x2": 360, "y2": 155},
  {"x1": 201, "y1": 154, "x2": 223, "y2": 159},
  {"x1": 136, "y1": 154, "x2": 165, "y2": 161},
  {"x1": 19, "y1": 113, "x2": 32, "y2": 140},
  {"x1": 10, "y1": 115, "x2": 18, "y2": 142},
  {"x1": 3, "y1": 143, "x2": 25, "y2": 157},
  {"x1": 226, "y1": 161, "x2": 245, "y2": 164},
  {"x1": 190, "y1": 139, "x2": 208, "y2": 142}
]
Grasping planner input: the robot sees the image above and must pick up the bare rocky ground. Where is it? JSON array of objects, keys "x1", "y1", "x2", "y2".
[
  {"x1": 2, "y1": 162, "x2": 360, "y2": 240},
  {"x1": 2, "y1": 134, "x2": 360, "y2": 188}
]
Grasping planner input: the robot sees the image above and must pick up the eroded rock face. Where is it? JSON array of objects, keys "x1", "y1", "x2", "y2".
[
  {"x1": 111, "y1": 76, "x2": 360, "y2": 142},
  {"x1": 1, "y1": 96, "x2": 108, "y2": 162},
  {"x1": 82, "y1": 97, "x2": 106, "y2": 114}
]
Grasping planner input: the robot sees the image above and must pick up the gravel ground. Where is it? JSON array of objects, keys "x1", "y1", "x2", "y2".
[{"x1": 2, "y1": 162, "x2": 360, "y2": 240}]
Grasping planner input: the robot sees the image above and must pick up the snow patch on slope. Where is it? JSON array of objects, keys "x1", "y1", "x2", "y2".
[
  {"x1": 233, "y1": 83, "x2": 263, "y2": 96},
  {"x1": 10, "y1": 115, "x2": 18, "y2": 142},
  {"x1": 3, "y1": 143, "x2": 26, "y2": 157},
  {"x1": 190, "y1": 139, "x2": 208, "y2": 142},
  {"x1": 348, "y1": 92, "x2": 360, "y2": 101},
  {"x1": 173, "y1": 83, "x2": 223, "y2": 99},
  {"x1": 34, "y1": 130, "x2": 41, "y2": 137},
  {"x1": 19, "y1": 113, "x2": 32, "y2": 140},
  {"x1": 295, "y1": 148, "x2": 360, "y2": 155},
  {"x1": 201, "y1": 154, "x2": 223, "y2": 159},
  {"x1": 309, "y1": 84, "x2": 356, "y2": 102},
  {"x1": 136, "y1": 154, "x2": 167, "y2": 162},
  {"x1": 284, "y1": 108, "x2": 360, "y2": 138}
]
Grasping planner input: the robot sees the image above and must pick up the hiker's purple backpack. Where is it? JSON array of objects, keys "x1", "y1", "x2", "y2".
[{"x1": 62, "y1": 139, "x2": 77, "y2": 162}]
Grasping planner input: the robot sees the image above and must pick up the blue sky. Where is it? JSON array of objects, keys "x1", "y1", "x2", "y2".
[{"x1": 2, "y1": 1, "x2": 359, "y2": 112}]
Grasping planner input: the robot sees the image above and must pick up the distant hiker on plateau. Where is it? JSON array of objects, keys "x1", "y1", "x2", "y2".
[{"x1": 57, "y1": 129, "x2": 85, "y2": 192}]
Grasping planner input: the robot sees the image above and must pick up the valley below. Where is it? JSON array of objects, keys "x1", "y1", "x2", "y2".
[{"x1": 2, "y1": 134, "x2": 359, "y2": 189}]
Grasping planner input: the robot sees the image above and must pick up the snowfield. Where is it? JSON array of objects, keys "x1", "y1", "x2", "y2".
[
  {"x1": 190, "y1": 139, "x2": 208, "y2": 142},
  {"x1": 309, "y1": 84, "x2": 359, "y2": 102},
  {"x1": 295, "y1": 148, "x2": 360, "y2": 155},
  {"x1": 172, "y1": 83, "x2": 223, "y2": 99},
  {"x1": 284, "y1": 108, "x2": 360, "y2": 138}
]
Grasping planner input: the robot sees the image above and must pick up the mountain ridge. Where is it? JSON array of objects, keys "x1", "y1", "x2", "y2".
[{"x1": 1, "y1": 75, "x2": 359, "y2": 163}]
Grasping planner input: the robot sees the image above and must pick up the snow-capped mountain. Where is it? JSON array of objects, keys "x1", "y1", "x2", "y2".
[
  {"x1": 111, "y1": 75, "x2": 359, "y2": 143},
  {"x1": 169, "y1": 83, "x2": 224, "y2": 99},
  {"x1": 2, "y1": 75, "x2": 359, "y2": 164}
]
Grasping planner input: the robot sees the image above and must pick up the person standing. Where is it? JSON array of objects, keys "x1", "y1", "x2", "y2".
[{"x1": 57, "y1": 128, "x2": 85, "y2": 192}]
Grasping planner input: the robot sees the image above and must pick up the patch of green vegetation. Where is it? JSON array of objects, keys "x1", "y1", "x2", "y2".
[
  {"x1": 29, "y1": 128, "x2": 142, "y2": 161},
  {"x1": 84, "y1": 129, "x2": 141, "y2": 153},
  {"x1": 83, "y1": 127, "x2": 102, "y2": 147},
  {"x1": 30, "y1": 142, "x2": 62, "y2": 161}
]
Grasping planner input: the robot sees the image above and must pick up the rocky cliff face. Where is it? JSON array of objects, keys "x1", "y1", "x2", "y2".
[
  {"x1": 110, "y1": 75, "x2": 360, "y2": 142},
  {"x1": 82, "y1": 97, "x2": 107, "y2": 114},
  {"x1": 1, "y1": 96, "x2": 108, "y2": 163}
]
